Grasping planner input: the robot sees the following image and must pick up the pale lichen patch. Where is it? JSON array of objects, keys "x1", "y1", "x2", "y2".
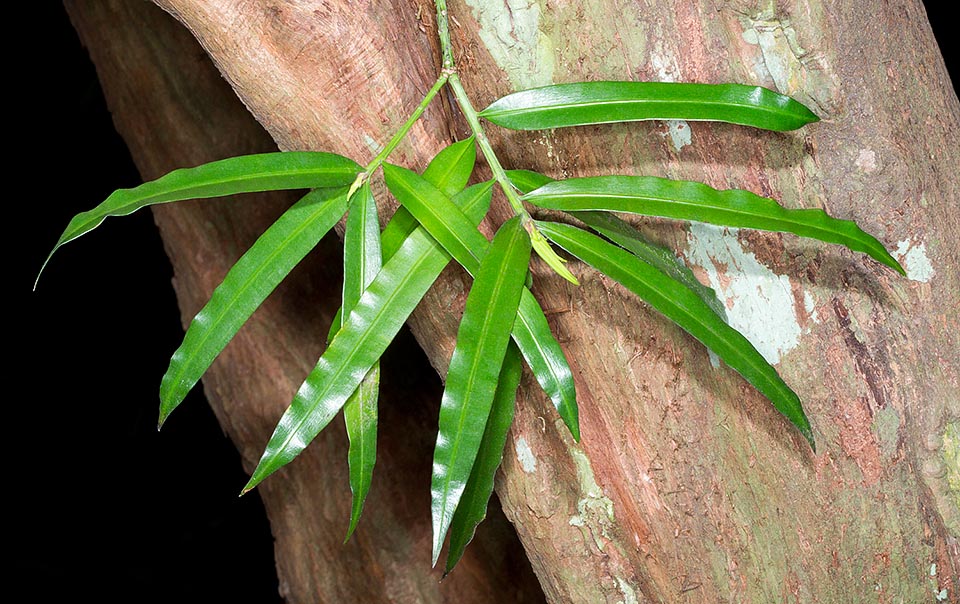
[
  {"x1": 566, "y1": 447, "x2": 616, "y2": 551},
  {"x1": 895, "y1": 239, "x2": 935, "y2": 283},
  {"x1": 684, "y1": 223, "x2": 813, "y2": 364},
  {"x1": 615, "y1": 576, "x2": 639, "y2": 604},
  {"x1": 514, "y1": 436, "x2": 538, "y2": 473},
  {"x1": 462, "y1": 0, "x2": 554, "y2": 88},
  {"x1": 855, "y1": 148, "x2": 878, "y2": 173}
]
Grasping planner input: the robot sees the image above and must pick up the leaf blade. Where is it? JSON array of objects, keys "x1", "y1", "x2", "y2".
[
  {"x1": 385, "y1": 165, "x2": 579, "y2": 439},
  {"x1": 422, "y1": 136, "x2": 477, "y2": 197},
  {"x1": 430, "y1": 216, "x2": 531, "y2": 565},
  {"x1": 525, "y1": 176, "x2": 904, "y2": 274},
  {"x1": 243, "y1": 183, "x2": 495, "y2": 493},
  {"x1": 159, "y1": 186, "x2": 350, "y2": 424},
  {"x1": 341, "y1": 182, "x2": 382, "y2": 541},
  {"x1": 444, "y1": 342, "x2": 521, "y2": 575},
  {"x1": 480, "y1": 82, "x2": 819, "y2": 132},
  {"x1": 39, "y1": 151, "x2": 361, "y2": 283},
  {"x1": 538, "y1": 221, "x2": 814, "y2": 449}
]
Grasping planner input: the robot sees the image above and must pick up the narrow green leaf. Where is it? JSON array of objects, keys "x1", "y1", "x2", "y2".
[
  {"x1": 422, "y1": 136, "x2": 477, "y2": 196},
  {"x1": 480, "y1": 82, "x2": 819, "y2": 132},
  {"x1": 524, "y1": 176, "x2": 904, "y2": 275},
  {"x1": 39, "y1": 151, "x2": 361, "y2": 284},
  {"x1": 341, "y1": 182, "x2": 382, "y2": 541},
  {"x1": 444, "y1": 342, "x2": 521, "y2": 575},
  {"x1": 384, "y1": 164, "x2": 579, "y2": 440},
  {"x1": 431, "y1": 216, "x2": 531, "y2": 566},
  {"x1": 158, "y1": 187, "x2": 350, "y2": 425},
  {"x1": 507, "y1": 169, "x2": 725, "y2": 320},
  {"x1": 243, "y1": 183, "x2": 495, "y2": 494},
  {"x1": 538, "y1": 221, "x2": 815, "y2": 450},
  {"x1": 573, "y1": 211, "x2": 727, "y2": 321}
]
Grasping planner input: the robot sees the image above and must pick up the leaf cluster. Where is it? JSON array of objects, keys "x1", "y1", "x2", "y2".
[{"x1": 38, "y1": 8, "x2": 903, "y2": 575}]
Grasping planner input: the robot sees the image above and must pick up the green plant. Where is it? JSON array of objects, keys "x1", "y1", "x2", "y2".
[{"x1": 38, "y1": 0, "x2": 904, "y2": 575}]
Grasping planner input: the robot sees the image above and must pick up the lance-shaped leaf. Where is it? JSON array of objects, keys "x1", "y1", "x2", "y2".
[
  {"x1": 524, "y1": 176, "x2": 905, "y2": 274},
  {"x1": 508, "y1": 169, "x2": 726, "y2": 319},
  {"x1": 422, "y1": 136, "x2": 477, "y2": 197},
  {"x1": 39, "y1": 151, "x2": 361, "y2": 284},
  {"x1": 384, "y1": 164, "x2": 579, "y2": 440},
  {"x1": 430, "y1": 216, "x2": 531, "y2": 566},
  {"x1": 572, "y1": 211, "x2": 727, "y2": 321},
  {"x1": 243, "y1": 183, "x2": 495, "y2": 494},
  {"x1": 480, "y1": 82, "x2": 819, "y2": 132},
  {"x1": 538, "y1": 220, "x2": 815, "y2": 450},
  {"x1": 340, "y1": 182, "x2": 382, "y2": 541},
  {"x1": 159, "y1": 186, "x2": 350, "y2": 424},
  {"x1": 444, "y1": 342, "x2": 521, "y2": 575},
  {"x1": 337, "y1": 140, "x2": 475, "y2": 540}
]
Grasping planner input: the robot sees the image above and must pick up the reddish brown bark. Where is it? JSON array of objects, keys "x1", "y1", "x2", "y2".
[{"x1": 65, "y1": 0, "x2": 958, "y2": 602}]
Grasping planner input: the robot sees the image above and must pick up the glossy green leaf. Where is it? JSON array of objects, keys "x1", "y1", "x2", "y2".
[
  {"x1": 430, "y1": 216, "x2": 531, "y2": 565},
  {"x1": 384, "y1": 164, "x2": 579, "y2": 440},
  {"x1": 243, "y1": 183, "x2": 495, "y2": 494},
  {"x1": 572, "y1": 211, "x2": 727, "y2": 321},
  {"x1": 524, "y1": 176, "x2": 904, "y2": 275},
  {"x1": 507, "y1": 169, "x2": 725, "y2": 319},
  {"x1": 341, "y1": 183, "x2": 382, "y2": 541},
  {"x1": 538, "y1": 220, "x2": 815, "y2": 449},
  {"x1": 480, "y1": 82, "x2": 819, "y2": 132},
  {"x1": 422, "y1": 136, "x2": 477, "y2": 196},
  {"x1": 444, "y1": 342, "x2": 521, "y2": 575},
  {"x1": 158, "y1": 186, "x2": 350, "y2": 425},
  {"x1": 39, "y1": 151, "x2": 361, "y2": 284}
]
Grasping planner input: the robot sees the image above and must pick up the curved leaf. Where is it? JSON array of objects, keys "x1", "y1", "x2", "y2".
[
  {"x1": 159, "y1": 186, "x2": 350, "y2": 424},
  {"x1": 480, "y1": 82, "x2": 819, "y2": 132},
  {"x1": 444, "y1": 342, "x2": 521, "y2": 575},
  {"x1": 341, "y1": 182, "x2": 382, "y2": 541},
  {"x1": 39, "y1": 151, "x2": 361, "y2": 284},
  {"x1": 508, "y1": 169, "x2": 725, "y2": 320},
  {"x1": 573, "y1": 211, "x2": 727, "y2": 321},
  {"x1": 422, "y1": 136, "x2": 477, "y2": 196},
  {"x1": 243, "y1": 183, "x2": 495, "y2": 494},
  {"x1": 524, "y1": 176, "x2": 904, "y2": 274},
  {"x1": 431, "y1": 216, "x2": 531, "y2": 565},
  {"x1": 538, "y1": 220, "x2": 815, "y2": 450},
  {"x1": 384, "y1": 164, "x2": 579, "y2": 439}
]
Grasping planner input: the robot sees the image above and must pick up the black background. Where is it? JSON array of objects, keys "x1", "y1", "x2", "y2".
[{"x1": 13, "y1": 4, "x2": 956, "y2": 603}]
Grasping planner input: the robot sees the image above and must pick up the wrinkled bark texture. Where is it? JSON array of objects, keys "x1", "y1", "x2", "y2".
[{"x1": 67, "y1": 0, "x2": 958, "y2": 602}]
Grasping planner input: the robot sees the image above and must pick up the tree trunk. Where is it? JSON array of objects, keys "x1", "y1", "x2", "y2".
[{"x1": 63, "y1": 1, "x2": 958, "y2": 602}]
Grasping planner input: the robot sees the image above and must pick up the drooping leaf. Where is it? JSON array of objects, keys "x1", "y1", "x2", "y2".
[
  {"x1": 444, "y1": 342, "x2": 521, "y2": 575},
  {"x1": 422, "y1": 136, "x2": 477, "y2": 196},
  {"x1": 243, "y1": 183, "x2": 495, "y2": 494},
  {"x1": 480, "y1": 82, "x2": 819, "y2": 132},
  {"x1": 384, "y1": 164, "x2": 579, "y2": 439},
  {"x1": 341, "y1": 182, "x2": 382, "y2": 541},
  {"x1": 242, "y1": 228, "x2": 456, "y2": 493},
  {"x1": 572, "y1": 211, "x2": 727, "y2": 321},
  {"x1": 508, "y1": 169, "x2": 724, "y2": 318},
  {"x1": 538, "y1": 220, "x2": 815, "y2": 450},
  {"x1": 524, "y1": 176, "x2": 904, "y2": 274},
  {"x1": 39, "y1": 151, "x2": 361, "y2": 284},
  {"x1": 430, "y1": 216, "x2": 531, "y2": 565},
  {"x1": 158, "y1": 186, "x2": 350, "y2": 424}
]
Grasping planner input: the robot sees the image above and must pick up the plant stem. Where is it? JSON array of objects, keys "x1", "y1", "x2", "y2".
[
  {"x1": 432, "y1": 1, "x2": 578, "y2": 283},
  {"x1": 349, "y1": 73, "x2": 448, "y2": 198}
]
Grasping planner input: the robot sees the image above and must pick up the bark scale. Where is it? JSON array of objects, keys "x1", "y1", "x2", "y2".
[{"x1": 66, "y1": 0, "x2": 958, "y2": 602}]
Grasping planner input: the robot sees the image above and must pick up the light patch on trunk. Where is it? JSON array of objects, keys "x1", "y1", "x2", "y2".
[
  {"x1": 615, "y1": 576, "x2": 639, "y2": 604},
  {"x1": 895, "y1": 239, "x2": 935, "y2": 282},
  {"x1": 685, "y1": 223, "x2": 808, "y2": 364},
  {"x1": 462, "y1": 0, "x2": 554, "y2": 88},
  {"x1": 567, "y1": 447, "x2": 615, "y2": 550},
  {"x1": 665, "y1": 119, "x2": 691, "y2": 152},
  {"x1": 514, "y1": 436, "x2": 537, "y2": 473}
]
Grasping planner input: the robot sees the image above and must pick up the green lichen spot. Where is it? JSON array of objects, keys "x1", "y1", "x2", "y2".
[{"x1": 943, "y1": 421, "x2": 960, "y2": 505}]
